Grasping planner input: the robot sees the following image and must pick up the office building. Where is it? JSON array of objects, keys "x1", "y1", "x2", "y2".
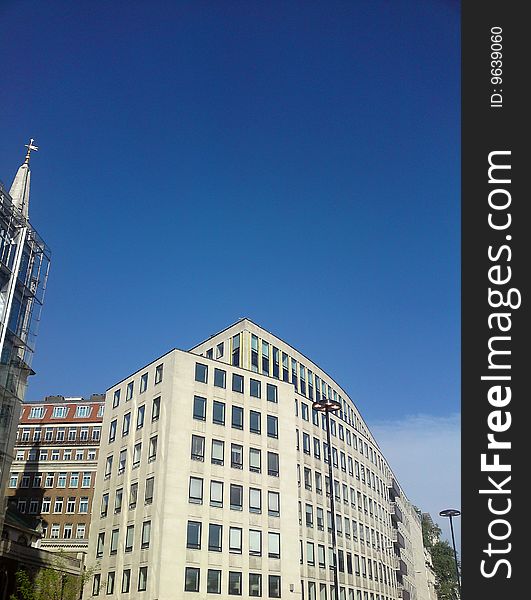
[{"x1": 87, "y1": 318, "x2": 432, "y2": 600}]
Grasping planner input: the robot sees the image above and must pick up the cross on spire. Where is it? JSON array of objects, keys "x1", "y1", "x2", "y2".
[{"x1": 24, "y1": 138, "x2": 39, "y2": 164}]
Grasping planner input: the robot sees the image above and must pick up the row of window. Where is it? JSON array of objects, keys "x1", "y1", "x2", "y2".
[
  {"x1": 15, "y1": 447, "x2": 98, "y2": 462},
  {"x1": 16, "y1": 495, "x2": 90, "y2": 515},
  {"x1": 9, "y1": 471, "x2": 92, "y2": 489},
  {"x1": 112, "y1": 364, "x2": 163, "y2": 409},
  {"x1": 299, "y1": 542, "x2": 393, "y2": 586},
  {"x1": 96, "y1": 521, "x2": 151, "y2": 557},
  {"x1": 27, "y1": 404, "x2": 104, "y2": 420},
  {"x1": 188, "y1": 477, "x2": 280, "y2": 515},
  {"x1": 93, "y1": 566, "x2": 148, "y2": 596},
  {"x1": 186, "y1": 521, "x2": 280, "y2": 557},
  {"x1": 100, "y1": 477, "x2": 154, "y2": 512},
  {"x1": 108, "y1": 398, "x2": 160, "y2": 443},
  {"x1": 194, "y1": 363, "x2": 278, "y2": 402},
  {"x1": 301, "y1": 582, "x2": 394, "y2": 600},
  {"x1": 104, "y1": 437, "x2": 157, "y2": 478},
  {"x1": 184, "y1": 568, "x2": 280, "y2": 597},
  {"x1": 18, "y1": 427, "x2": 100, "y2": 443},
  {"x1": 45, "y1": 522, "x2": 87, "y2": 540}
]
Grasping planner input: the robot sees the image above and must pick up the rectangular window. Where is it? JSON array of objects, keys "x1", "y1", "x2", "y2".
[
  {"x1": 155, "y1": 363, "x2": 163, "y2": 384},
  {"x1": 213, "y1": 401, "x2": 225, "y2": 425},
  {"x1": 93, "y1": 574, "x2": 101, "y2": 596},
  {"x1": 152, "y1": 396, "x2": 161, "y2": 421},
  {"x1": 305, "y1": 503, "x2": 314, "y2": 527},
  {"x1": 216, "y1": 342, "x2": 224, "y2": 359},
  {"x1": 195, "y1": 362, "x2": 208, "y2": 383},
  {"x1": 144, "y1": 477, "x2": 154, "y2": 504},
  {"x1": 229, "y1": 527, "x2": 242, "y2": 553},
  {"x1": 191, "y1": 435, "x2": 205, "y2": 461},
  {"x1": 101, "y1": 493, "x2": 109, "y2": 517},
  {"x1": 208, "y1": 523, "x2": 222, "y2": 552},
  {"x1": 207, "y1": 570, "x2": 221, "y2": 594},
  {"x1": 210, "y1": 439, "x2": 224, "y2": 465},
  {"x1": 29, "y1": 406, "x2": 45, "y2": 419},
  {"x1": 189, "y1": 477, "x2": 203, "y2": 504},
  {"x1": 133, "y1": 443, "x2": 142, "y2": 467},
  {"x1": 129, "y1": 482, "x2": 138, "y2": 508},
  {"x1": 109, "y1": 419, "x2": 117, "y2": 443},
  {"x1": 249, "y1": 573, "x2": 262, "y2": 597},
  {"x1": 106, "y1": 572, "x2": 115, "y2": 595},
  {"x1": 249, "y1": 447, "x2": 261, "y2": 473},
  {"x1": 126, "y1": 381, "x2": 134, "y2": 401},
  {"x1": 63, "y1": 523, "x2": 73, "y2": 539},
  {"x1": 250, "y1": 410, "x2": 261, "y2": 434},
  {"x1": 262, "y1": 341, "x2": 270, "y2": 374},
  {"x1": 231, "y1": 444, "x2": 243, "y2": 469},
  {"x1": 249, "y1": 530, "x2": 262, "y2": 556},
  {"x1": 148, "y1": 436, "x2": 157, "y2": 462},
  {"x1": 268, "y1": 532, "x2": 280, "y2": 559},
  {"x1": 250, "y1": 379, "x2": 261, "y2": 398},
  {"x1": 210, "y1": 480, "x2": 223, "y2": 508},
  {"x1": 57, "y1": 472, "x2": 67, "y2": 487},
  {"x1": 230, "y1": 484, "x2": 243, "y2": 510},
  {"x1": 114, "y1": 488, "x2": 123, "y2": 513},
  {"x1": 96, "y1": 532, "x2": 105, "y2": 557},
  {"x1": 301, "y1": 402, "x2": 309, "y2": 421},
  {"x1": 141, "y1": 520, "x2": 151, "y2": 548},
  {"x1": 193, "y1": 395, "x2": 206, "y2": 420},
  {"x1": 125, "y1": 525, "x2": 134, "y2": 552},
  {"x1": 267, "y1": 415, "x2": 278, "y2": 438},
  {"x1": 303, "y1": 433, "x2": 310, "y2": 454},
  {"x1": 228, "y1": 571, "x2": 242, "y2": 596},
  {"x1": 122, "y1": 412, "x2": 131, "y2": 436},
  {"x1": 122, "y1": 569, "x2": 131, "y2": 593},
  {"x1": 110, "y1": 529, "x2": 119, "y2": 555},
  {"x1": 79, "y1": 496, "x2": 89, "y2": 513},
  {"x1": 268, "y1": 491, "x2": 280, "y2": 517},
  {"x1": 137, "y1": 405, "x2": 145, "y2": 429},
  {"x1": 75, "y1": 405, "x2": 91, "y2": 418},
  {"x1": 267, "y1": 452, "x2": 279, "y2": 476},
  {"x1": 118, "y1": 449, "x2": 127, "y2": 474},
  {"x1": 214, "y1": 368, "x2": 226, "y2": 388},
  {"x1": 113, "y1": 389, "x2": 120, "y2": 408},
  {"x1": 307, "y1": 541, "x2": 315, "y2": 565},
  {"x1": 232, "y1": 334, "x2": 241, "y2": 366},
  {"x1": 231, "y1": 405, "x2": 243, "y2": 429},
  {"x1": 232, "y1": 373, "x2": 244, "y2": 393},
  {"x1": 140, "y1": 373, "x2": 148, "y2": 393},
  {"x1": 187, "y1": 520, "x2": 202, "y2": 549},
  {"x1": 138, "y1": 566, "x2": 148, "y2": 592},
  {"x1": 251, "y1": 334, "x2": 259, "y2": 372},
  {"x1": 249, "y1": 488, "x2": 261, "y2": 513},
  {"x1": 185, "y1": 567, "x2": 200, "y2": 592},
  {"x1": 272, "y1": 347, "x2": 280, "y2": 378},
  {"x1": 266, "y1": 383, "x2": 278, "y2": 403}
]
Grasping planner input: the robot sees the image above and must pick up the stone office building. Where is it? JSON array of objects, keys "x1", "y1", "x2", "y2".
[
  {"x1": 87, "y1": 318, "x2": 432, "y2": 600},
  {"x1": 6, "y1": 395, "x2": 104, "y2": 553}
]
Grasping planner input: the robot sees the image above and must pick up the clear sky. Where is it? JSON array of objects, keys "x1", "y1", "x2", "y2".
[{"x1": 1, "y1": 0, "x2": 460, "y2": 541}]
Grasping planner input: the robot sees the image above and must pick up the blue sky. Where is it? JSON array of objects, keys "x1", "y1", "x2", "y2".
[{"x1": 1, "y1": 0, "x2": 460, "y2": 540}]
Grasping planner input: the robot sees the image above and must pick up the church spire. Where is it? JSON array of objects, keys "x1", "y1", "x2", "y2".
[{"x1": 9, "y1": 139, "x2": 38, "y2": 219}]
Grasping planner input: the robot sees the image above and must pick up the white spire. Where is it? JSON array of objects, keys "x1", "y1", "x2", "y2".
[{"x1": 9, "y1": 139, "x2": 38, "y2": 219}]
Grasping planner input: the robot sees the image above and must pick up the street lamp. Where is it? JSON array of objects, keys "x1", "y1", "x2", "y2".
[
  {"x1": 439, "y1": 508, "x2": 461, "y2": 597},
  {"x1": 313, "y1": 397, "x2": 341, "y2": 600}
]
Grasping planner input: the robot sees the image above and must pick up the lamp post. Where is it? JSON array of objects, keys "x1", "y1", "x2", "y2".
[
  {"x1": 313, "y1": 397, "x2": 341, "y2": 600},
  {"x1": 439, "y1": 508, "x2": 461, "y2": 597}
]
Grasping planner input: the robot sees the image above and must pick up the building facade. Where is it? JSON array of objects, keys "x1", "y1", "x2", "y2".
[
  {"x1": 6, "y1": 395, "x2": 104, "y2": 553},
  {"x1": 0, "y1": 141, "x2": 50, "y2": 532},
  {"x1": 87, "y1": 318, "x2": 432, "y2": 600}
]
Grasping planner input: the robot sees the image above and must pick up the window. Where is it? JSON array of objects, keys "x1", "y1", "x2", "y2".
[
  {"x1": 122, "y1": 412, "x2": 131, "y2": 436},
  {"x1": 145, "y1": 477, "x2": 154, "y2": 504},
  {"x1": 232, "y1": 373, "x2": 244, "y2": 393},
  {"x1": 107, "y1": 572, "x2": 115, "y2": 595},
  {"x1": 268, "y1": 532, "x2": 280, "y2": 559},
  {"x1": 231, "y1": 444, "x2": 243, "y2": 469},
  {"x1": 152, "y1": 397, "x2": 161, "y2": 421},
  {"x1": 185, "y1": 567, "x2": 200, "y2": 592},
  {"x1": 45, "y1": 473, "x2": 54, "y2": 487},
  {"x1": 228, "y1": 571, "x2": 242, "y2": 595},
  {"x1": 155, "y1": 363, "x2": 163, "y2": 384},
  {"x1": 207, "y1": 570, "x2": 221, "y2": 594},
  {"x1": 93, "y1": 574, "x2": 101, "y2": 596},
  {"x1": 75, "y1": 405, "x2": 91, "y2": 418},
  {"x1": 79, "y1": 497, "x2": 89, "y2": 513},
  {"x1": 118, "y1": 449, "x2": 127, "y2": 474},
  {"x1": 50, "y1": 524, "x2": 60, "y2": 539},
  {"x1": 81, "y1": 471, "x2": 91, "y2": 488},
  {"x1": 193, "y1": 396, "x2": 206, "y2": 420},
  {"x1": 96, "y1": 532, "x2": 105, "y2": 557},
  {"x1": 141, "y1": 520, "x2": 151, "y2": 549},
  {"x1": 126, "y1": 381, "x2": 134, "y2": 400},
  {"x1": 249, "y1": 530, "x2": 262, "y2": 556},
  {"x1": 101, "y1": 493, "x2": 109, "y2": 517},
  {"x1": 305, "y1": 504, "x2": 314, "y2": 527},
  {"x1": 122, "y1": 569, "x2": 131, "y2": 593},
  {"x1": 249, "y1": 488, "x2": 261, "y2": 513},
  {"x1": 232, "y1": 334, "x2": 241, "y2": 366},
  {"x1": 191, "y1": 435, "x2": 205, "y2": 461},
  {"x1": 132, "y1": 443, "x2": 142, "y2": 468},
  {"x1": 249, "y1": 447, "x2": 261, "y2": 473},
  {"x1": 266, "y1": 383, "x2": 278, "y2": 403},
  {"x1": 230, "y1": 484, "x2": 243, "y2": 510},
  {"x1": 267, "y1": 415, "x2": 278, "y2": 438},
  {"x1": 317, "y1": 507, "x2": 324, "y2": 530},
  {"x1": 187, "y1": 521, "x2": 201, "y2": 549},
  {"x1": 129, "y1": 482, "x2": 138, "y2": 508},
  {"x1": 303, "y1": 433, "x2": 310, "y2": 454},
  {"x1": 63, "y1": 524, "x2": 73, "y2": 539},
  {"x1": 307, "y1": 541, "x2": 315, "y2": 565},
  {"x1": 232, "y1": 405, "x2": 243, "y2": 429},
  {"x1": 140, "y1": 373, "x2": 148, "y2": 393},
  {"x1": 52, "y1": 406, "x2": 67, "y2": 418},
  {"x1": 229, "y1": 527, "x2": 242, "y2": 553},
  {"x1": 189, "y1": 477, "x2": 203, "y2": 504},
  {"x1": 115, "y1": 488, "x2": 123, "y2": 513},
  {"x1": 195, "y1": 363, "x2": 208, "y2": 383},
  {"x1": 250, "y1": 410, "x2": 261, "y2": 434},
  {"x1": 51, "y1": 450, "x2": 60, "y2": 461},
  {"x1": 213, "y1": 401, "x2": 225, "y2": 425},
  {"x1": 148, "y1": 436, "x2": 158, "y2": 462},
  {"x1": 251, "y1": 335, "x2": 259, "y2": 371},
  {"x1": 109, "y1": 419, "x2": 117, "y2": 443},
  {"x1": 216, "y1": 342, "x2": 224, "y2": 359},
  {"x1": 211, "y1": 439, "x2": 224, "y2": 465},
  {"x1": 110, "y1": 529, "x2": 119, "y2": 554},
  {"x1": 125, "y1": 525, "x2": 134, "y2": 552},
  {"x1": 267, "y1": 452, "x2": 279, "y2": 476},
  {"x1": 41, "y1": 497, "x2": 50, "y2": 513},
  {"x1": 9, "y1": 473, "x2": 18, "y2": 488},
  {"x1": 57, "y1": 472, "x2": 67, "y2": 488},
  {"x1": 249, "y1": 573, "x2": 262, "y2": 597},
  {"x1": 137, "y1": 405, "x2": 145, "y2": 429},
  {"x1": 29, "y1": 406, "x2": 45, "y2": 419},
  {"x1": 208, "y1": 523, "x2": 222, "y2": 552},
  {"x1": 210, "y1": 480, "x2": 223, "y2": 508},
  {"x1": 214, "y1": 368, "x2": 226, "y2": 388},
  {"x1": 268, "y1": 491, "x2": 280, "y2": 517},
  {"x1": 301, "y1": 403, "x2": 309, "y2": 421},
  {"x1": 250, "y1": 379, "x2": 261, "y2": 398},
  {"x1": 113, "y1": 390, "x2": 120, "y2": 408},
  {"x1": 304, "y1": 467, "x2": 312, "y2": 490},
  {"x1": 138, "y1": 567, "x2": 147, "y2": 592}
]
